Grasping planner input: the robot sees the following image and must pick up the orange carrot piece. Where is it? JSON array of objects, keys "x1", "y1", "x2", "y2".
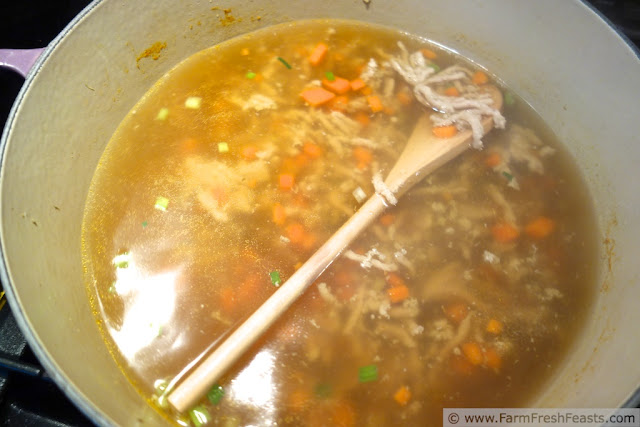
[
  {"x1": 386, "y1": 273, "x2": 406, "y2": 289},
  {"x1": 329, "y1": 400, "x2": 356, "y2": 427},
  {"x1": 432, "y1": 125, "x2": 458, "y2": 138},
  {"x1": 241, "y1": 145, "x2": 257, "y2": 160},
  {"x1": 309, "y1": 42, "x2": 328, "y2": 66},
  {"x1": 450, "y1": 355, "x2": 474, "y2": 376},
  {"x1": 354, "y1": 112, "x2": 371, "y2": 126},
  {"x1": 301, "y1": 87, "x2": 335, "y2": 106},
  {"x1": 387, "y1": 284, "x2": 410, "y2": 304},
  {"x1": 421, "y1": 48, "x2": 437, "y2": 59},
  {"x1": 444, "y1": 302, "x2": 468, "y2": 324},
  {"x1": 444, "y1": 86, "x2": 460, "y2": 97},
  {"x1": 491, "y1": 222, "x2": 520, "y2": 243},
  {"x1": 462, "y1": 342, "x2": 484, "y2": 366},
  {"x1": 366, "y1": 95, "x2": 384, "y2": 113},
  {"x1": 352, "y1": 146, "x2": 373, "y2": 170},
  {"x1": 350, "y1": 78, "x2": 366, "y2": 91},
  {"x1": 219, "y1": 286, "x2": 237, "y2": 314},
  {"x1": 472, "y1": 70, "x2": 489, "y2": 85},
  {"x1": 303, "y1": 142, "x2": 323, "y2": 158},
  {"x1": 525, "y1": 216, "x2": 556, "y2": 239},
  {"x1": 360, "y1": 86, "x2": 373, "y2": 95},
  {"x1": 393, "y1": 386, "x2": 412, "y2": 406},
  {"x1": 286, "y1": 222, "x2": 306, "y2": 245},
  {"x1": 396, "y1": 91, "x2": 413, "y2": 106},
  {"x1": 486, "y1": 318, "x2": 504, "y2": 335},
  {"x1": 379, "y1": 213, "x2": 395, "y2": 226},
  {"x1": 181, "y1": 138, "x2": 198, "y2": 152},
  {"x1": 323, "y1": 77, "x2": 351, "y2": 95},
  {"x1": 288, "y1": 388, "x2": 312, "y2": 411},
  {"x1": 329, "y1": 95, "x2": 349, "y2": 112},
  {"x1": 483, "y1": 347, "x2": 502, "y2": 371},
  {"x1": 485, "y1": 152, "x2": 502, "y2": 167},
  {"x1": 273, "y1": 203, "x2": 286, "y2": 225},
  {"x1": 279, "y1": 173, "x2": 295, "y2": 190}
]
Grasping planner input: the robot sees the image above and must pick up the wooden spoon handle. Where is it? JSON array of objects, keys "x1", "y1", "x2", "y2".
[{"x1": 168, "y1": 192, "x2": 388, "y2": 413}]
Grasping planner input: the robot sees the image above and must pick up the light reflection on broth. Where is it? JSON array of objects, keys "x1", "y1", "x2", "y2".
[{"x1": 81, "y1": 20, "x2": 598, "y2": 426}]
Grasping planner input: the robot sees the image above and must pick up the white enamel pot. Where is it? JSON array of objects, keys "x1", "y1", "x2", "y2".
[{"x1": 0, "y1": 1, "x2": 639, "y2": 425}]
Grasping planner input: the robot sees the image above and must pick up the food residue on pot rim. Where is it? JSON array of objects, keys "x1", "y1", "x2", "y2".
[
  {"x1": 136, "y1": 41, "x2": 167, "y2": 69},
  {"x1": 211, "y1": 7, "x2": 241, "y2": 26}
]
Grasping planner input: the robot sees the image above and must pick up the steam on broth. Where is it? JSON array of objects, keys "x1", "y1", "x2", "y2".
[{"x1": 82, "y1": 20, "x2": 598, "y2": 426}]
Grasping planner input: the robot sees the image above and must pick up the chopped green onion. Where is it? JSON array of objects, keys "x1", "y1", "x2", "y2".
[
  {"x1": 502, "y1": 171, "x2": 514, "y2": 182},
  {"x1": 112, "y1": 252, "x2": 131, "y2": 269},
  {"x1": 142, "y1": 221, "x2": 148, "y2": 228},
  {"x1": 218, "y1": 142, "x2": 229, "y2": 153},
  {"x1": 352, "y1": 186, "x2": 367, "y2": 203},
  {"x1": 185, "y1": 96, "x2": 202, "y2": 109},
  {"x1": 108, "y1": 281, "x2": 117, "y2": 294},
  {"x1": 277, "y1": 56, "x2": 292, "y2": 69},
  {"x1": 270, "y1": 271, "x2": 281, "y2": 287},
  {"x1": 325, "y1": 71, "x2": 335, "y2": 81},
  {"x1": 504, "y1": 91, "x2": 515, "y2": 106},
  {"x1": 314, "y1": 382, "x2": 332, "y2": 399},
  {"x1": 358, "y1": 364, "x2": 378, "y2": 383},
  {"x1": 245, "y1": 71, "x2": 257, "y2": 79},
  {"x1": 207, "y1": 383, "x2": 225, "y2": 405},
  {"x1": 428, "y1": 63, "x2": 441, "y2": 73},
  {"x1": 188, "y1": 406, "x2": 211, "y2": 427},
  {"x1": 155, "y1": 196, "x2": 170, "y2": 211},
  {"x1": 155, "y1": 107, "x2": 169, "y2": 120}
]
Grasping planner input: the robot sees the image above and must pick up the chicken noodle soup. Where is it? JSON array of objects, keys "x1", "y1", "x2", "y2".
[{"x1": 81, "y1": 20, "x2": 598, "y2": 426}]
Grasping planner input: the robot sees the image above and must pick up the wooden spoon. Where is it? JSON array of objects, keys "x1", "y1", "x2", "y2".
[{"x1": 168, "y1": 85, "x2": 503, "y2": 413}]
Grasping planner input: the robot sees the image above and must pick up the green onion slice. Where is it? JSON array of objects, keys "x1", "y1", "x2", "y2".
[
  {"x1": 270, "y1": 271, "x2": 281, "y2": 287},
  {"x1": 502, "y1": 171, "x2": 514, "y2": 182},
  {"x1": 504, "y1": 91, "x2": 515, "y2": 106},
  {"x1": 358, "y1": 364, "x2": 378, "y2": 383},
  {"x1": 112, "y1": 252, "x2": 131, "y2": 269},
  {"x1": 246, "y1": 71, "x2": 256, "y2": 79},
  {"x1": 155, "y1": 196, "x2": 169, "y2": 211},
  {"x1": 277, "y1": 56, "x2": 292, "y2": 69},
  {"x1": 325, "y1": 71, "x2": 335, "y2": 81},
  {"x1": 188, "y1": 406, "x2": 211, "y2": 427},
  {"x1": 207, "y1": 384, "x2": 225, "y2": 405},
  {"x1": 218, "y1": 142, "x2": 229, "y2": 153}
]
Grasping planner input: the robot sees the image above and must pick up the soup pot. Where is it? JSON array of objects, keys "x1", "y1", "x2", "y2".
[{"x1": 1, "y1": 1, "x2": 639, "y2": 425}]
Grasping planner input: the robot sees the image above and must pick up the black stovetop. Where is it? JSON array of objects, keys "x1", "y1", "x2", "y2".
[{"x1": 0, "y1": 1, "x2": 638, "y2": 426}]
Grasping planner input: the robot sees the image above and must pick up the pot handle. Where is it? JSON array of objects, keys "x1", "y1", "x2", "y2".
[{"x1": 0, "y1": 48, "x2": 45, "y2": 78}]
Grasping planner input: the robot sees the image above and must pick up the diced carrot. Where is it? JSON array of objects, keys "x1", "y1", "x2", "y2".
[
  {"x1": 350, "y1": 78, "x2": 366, "y2": 92},
  {"x1": 486, "y1": 319, "x2": 504, "y2": 335},
  {"x1": 294, "y1": 153, "x2": 310, "y2": 168},
  {"x1": 354, "y1": 111, "x2": 371, "y2": 126},
  {"x1": 472, "y1": 70, "x2": 489, "y2": 85},
  {"x1": 393, "y1": 386, "x2": 412, "y2": 406},
  {"x1": 444, "y1": 86, "x2": 460, "y2": 97},
  {"x1": 483, "y1": 347, "x2": 502, "y2": 371},
  {"x1": 432, "y1": 125, "x2": 458, "y2": 138},
  {"x1": 286, "y1": 222, "x2": 306, "y2": 245},
  {"x1": 491, "y1": 222, "x2": 520, "y2": 243},
  {"x1": 386, "y1": 273, "x2": 406, "y2": 289},
  {"x1": 396, "y1": 91, "x2": 413, "y2": 106},
  {"x1": 241, "y1": 145, "x2": 257, "y2": 160},
  {"x1": 309, "y1": 42, "x2": 329, "y2": 66},
  {"x1": 450, "y1": 354, "x2": 474, "y2": 376},
  {"x1": 323, "y1": 77, "x2": 351, "y2": 95},
  {"x1": 219, "y1": 286, "x2": 237, "y2": 314},
  {"x1": 279, "y1": 173, "x2": 295, "y2": 190},
  {"x1": 485, "y1": 152, "x2": 502, "y2": 167},
  {"x1": 366, "y1": 95, "x2": 384, "y2": 113},
  {"x1": 273, "y1": 203, "x2": 286, "y2": 225},
  {"x1": 301, "y1": 87, "x2": 336, "y2": 106},
  {"x1": 329, "y1": 95, "x2": 349, "y2": 112},
  {"x1": 360, "y1": 86, "x2": 373, "y2": 95},
  {"x1": 525, "y1": 216, "x2": 556, "y2": 239},
  {"x1": 444, "y1": 302, "x2": 468, "y2": 324},
  {"x1": 352, "y1": 146, "x2": 373, "y2": 170},
  {"x1": 240, "y1": 48, "x2": 250, "y2": 56},
  {"x1": 461, "y1": 342, "x2": 484, "y2": 366},
  {"x1": 303, "y1": 142, "x2": 323, "y2": 158},
  {"x1": 236, "y1": 274, "x2": 261, "y2": 304},
  {"x1": 329, "y1": 400, "x2": 356, "y2": 427},
  {"x1": 288, "y1": 388, "x2": 312, "y2": 411},
  {"x1": 379, "y1": 213, "x2": 395, "y2": 226},
  {"x1": 387, "y1": 284, "x2": 410, "y2": 304},
  {"x1": 181, "y1": 138, "x2": 198, "y2": 152},
  {"x1": 421, "y1": 48, "x2": 438, "y2": 60}
]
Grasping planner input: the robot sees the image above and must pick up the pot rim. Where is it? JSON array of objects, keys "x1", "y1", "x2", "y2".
[{"x1": 0, "y1": 1, "x2": 638, "y2": 424}]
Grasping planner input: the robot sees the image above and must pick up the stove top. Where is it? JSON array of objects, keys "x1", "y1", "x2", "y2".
[{"x1": 0, "y1": 1, "x2": 638, "y2": 426}]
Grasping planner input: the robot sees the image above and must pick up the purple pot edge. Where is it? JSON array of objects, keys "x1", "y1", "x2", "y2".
[{"x1": 0, "y1": 48, "x2": 46, "y2": 78}]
